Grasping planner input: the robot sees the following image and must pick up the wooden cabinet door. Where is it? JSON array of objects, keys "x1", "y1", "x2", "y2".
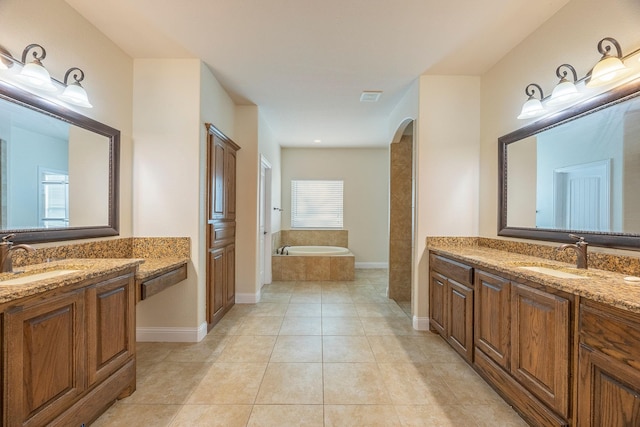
[
  {"x1": 226, "y1": 149, "x2": 237, "y2": 220},
  {"x1": 474, "y1": 270, "x2": 510, "y2": 369},
  {"x1": 447, "y1": 279, "x2": 473, "y2": 362},
  {"x1": 429, "y1": 271, "x2": 447, "y2": 336},
  {"x1": 577, "y1": 343, "x2": 640, "y2": 427},
  {"x1": 5, "y1": 290, "x2": 85, "y2": 427},
  {"x1": 511, "y1": 283, "x2": 570, "y2": 418},
  {"x1": 226, "y1": 244, "x2": 236, "y2": 306},
  {"x1": 86, "y1": 274, "x2": 135, "y2": 387},
  {"x1": 208, "y1": 248, "x2": 226, "y2": 322},
  {"x1": 211, "y1": 137, "x2": 226, "y2": 220}
]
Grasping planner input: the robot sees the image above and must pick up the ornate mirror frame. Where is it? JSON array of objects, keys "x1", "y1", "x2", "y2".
[
  {"x1": 498, "y1": 77, "x2": 640, "y2": 250},
  {"x1": 0, "y1": 79, "x2": 119, "y2": 243}
]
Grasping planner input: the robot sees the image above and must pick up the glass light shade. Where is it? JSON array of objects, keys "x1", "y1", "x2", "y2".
[
  {"x1": 547, "y1": 80, "x2": 581, "y2": 106},
  {"x1": 59, "y1": 83, "x2": 93, "y2": 108},
  {"x1": 16, "y1": 61, "x2": 57, "y2": 92},
  {"x1": 517, "y1": 97, "x2": 546, "y2": 119},
  {"x1": 587, "y1": 56, "x2": 628, "y2": 87}
]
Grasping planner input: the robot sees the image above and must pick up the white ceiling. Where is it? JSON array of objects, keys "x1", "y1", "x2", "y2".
[{"x1": 65, "y1": 0, "x2": 569, "y2": 147}]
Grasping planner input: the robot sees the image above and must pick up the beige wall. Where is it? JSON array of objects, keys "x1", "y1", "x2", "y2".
[
  {"x1": 281, "y1": 147, "x2": 389, "y2": 264},
  {"x1": 0, "y1": 0, "x2": 134, "y2": 242},
  {"x1": 258, "y1": 113, "x2": 282, "y2": 234},
  {"x1": 415, "y1": 75, "x2": 481, "y2": 322},
  {"x1": 133, "y1": 59, "x2": 237, "y2": 334},
  {"x1": 479, "y1": 0, "x2": 640, "y2": 257}
]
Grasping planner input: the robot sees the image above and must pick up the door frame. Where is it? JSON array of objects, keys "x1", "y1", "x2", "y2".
[{"x1": 259, "y1": 155, "x2": 272, "y2": 287}]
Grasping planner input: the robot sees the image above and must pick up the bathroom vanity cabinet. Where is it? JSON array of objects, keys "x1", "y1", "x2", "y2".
[
  {"x1": 429, "y1": 254, "x2": 474, "y2": 362},
  {"x1": 206, "y1": 123, "x2": 240, "y2": 328},
  {"x1": 429, "y1": 252, "x2": 575, "y2": 426},
  {"x1": 2, "y1": 267, "x2": 136, "y2": 427},
  {"x1": 577, "y1": 299, "x2": 640, "y2": 426}
]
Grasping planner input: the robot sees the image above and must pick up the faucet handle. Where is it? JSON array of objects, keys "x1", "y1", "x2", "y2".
[
  {"x1": 1, "y1": 233, "x2": 15, "y2": 243},
  {"x1": 568, "y1": 234, "x2": 586, "y2": 242}
]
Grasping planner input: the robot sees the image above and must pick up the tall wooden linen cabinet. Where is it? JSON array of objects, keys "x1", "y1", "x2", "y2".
[{"x1": 206, "y1": 123, "x2": 240, "y2": 328}]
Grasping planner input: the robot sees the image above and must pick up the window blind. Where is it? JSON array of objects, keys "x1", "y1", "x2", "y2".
[{"x1": 291, "y1": 180, "x2": 343, "y2": 228}]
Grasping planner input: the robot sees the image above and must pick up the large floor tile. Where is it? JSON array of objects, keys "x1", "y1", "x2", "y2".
[
  {"x1": 247, "y1": 303, "x2": 289, "y2": 317},
  {"x1": 367, "y1": 335, "x2": 430, "y2": 363},
  {"x1": 91, "y1": 402, "x2": 181, "y2": 427},
  {"x1": 279, "y1": 316, "x2": 322, "y2": 335},
  {"x1": 285, "y1": 303, "x2": 322, "y2": 317},
  {"x1": 123, "y1": 362, "x2": 208, "y2": 405},
  {"x1": 324, "y1": 405, "x2": 401, "y2": 427},
  {"x1": 270, "y1": 335, "x2": 323, "y2": 362},
  {"x1": 289, "y1": 292, "x2": 322, "y2": 303},
  {"x1": 187, "y1": 363, "x2": 267, "y2": 404},
  {"x1": 255, "y1": 363, "x2": 324, "y2": 404},
  {"x1": 322, "y1": 317, "x2": 365, "y2": 335},
  {"x1": 247, "y1": 405, "x2": 324, "y2": 427},
  {"x1": 216, "y1": 335, "x2": 276, "y2": 363},
  {"x1": 321, "y1": 303, "x2": 359, "y2": 317},
  {"x1": 237, "y1": 316, "x2": 284, "y2": 335},
  {"x1": 169, "y1": 405, "x2": 252, "y2": 427},
  {"x1": 378, "y1": 363, "x2": 451, "y2": 405},
  {"x1": 322, "y1": 335, "x2": 375, "y2": 362},
  {"x1": 323, "y1": 362, "x2": 391, "y2": 404}
]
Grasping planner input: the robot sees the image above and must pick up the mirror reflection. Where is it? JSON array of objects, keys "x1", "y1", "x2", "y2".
[
  {"x1": 506, "y1": 95, "x2": 640, "y2": 234},
  {"x1": 0, "y1": 97, "x2": 110, "y2": 231}
]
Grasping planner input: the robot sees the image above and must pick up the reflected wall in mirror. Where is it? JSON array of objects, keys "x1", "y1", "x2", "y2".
[
  {"x1": 499, "y1": 78, "x2": 640, "y2": 250},
  {"x1": 0, "y1": 79, "x2": 119, "y2": 243}
]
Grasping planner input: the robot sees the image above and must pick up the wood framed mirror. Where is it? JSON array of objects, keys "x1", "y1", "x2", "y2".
[
  {"x1": 0, "y1": 78, "x2": 119, "y2": 243},
  {"x1": 498, "y1": 77, "x2": 640, "y2": 250}
]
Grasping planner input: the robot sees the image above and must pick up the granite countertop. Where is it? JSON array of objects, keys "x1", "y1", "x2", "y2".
[
  {"x1": 0, "y1": 258, "x2": 144, "y2": 305},
  {"x1": 428, "y1": 243, "x2": 640, "y2": 313},
  {"x1": 135, "y1": 257, "x2": 189, "y2": 281}
]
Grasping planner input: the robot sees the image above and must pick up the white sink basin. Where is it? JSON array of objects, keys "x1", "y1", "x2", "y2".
[
  {"x1": 519, "y1": 266, "x2": 587, "y2": 279},
  {"x1": 0, "y1": 269, "x2": 81, "y2": 286}
]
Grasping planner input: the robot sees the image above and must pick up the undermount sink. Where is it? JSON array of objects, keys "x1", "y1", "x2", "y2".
[
  {"x1": 0, "y1": 269, "x2": 81, "y2": 286},
  {"x1": 519, "y1": 266, "x2": 587, "y2": 279}
]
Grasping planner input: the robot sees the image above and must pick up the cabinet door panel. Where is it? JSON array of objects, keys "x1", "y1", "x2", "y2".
[
  {"x1": 211, "y1": 139, "x2": 226, "y2": 220},
  {"x1": 226, "y1": 244, "x2": 236, "y2": 306},
  {"x1": 226, "y1": 150, "x2": 237, "y2": 219},
  {"x1": 6, "y1": 290, "x2": 85, "y2": 427},
  {"x1": 209, "y1": 248, "x2": 226, "y2": 322},
  {"x1": 578, "y1": 344, "x2": 640, "y2": 427},
  {"x1": 447, "y1": 279, "x2": 473, "y2": 362},
  {"x1": 474, "y1": 270, "x2": 510, "y2": 369},
  {"x1": 87, "y1": 275, "x2": 135, "y2": 386},
  {"x1": 429, "y1": 271, "x2": 447, "y2": 336},
  {"x1": 511, "y1": 283, "x2": 570, "y2": 417}
]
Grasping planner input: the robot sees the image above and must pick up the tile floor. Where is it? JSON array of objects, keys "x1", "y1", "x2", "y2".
[{"x1": 93, "y1": 269, "x2": 527, "y2": 426}]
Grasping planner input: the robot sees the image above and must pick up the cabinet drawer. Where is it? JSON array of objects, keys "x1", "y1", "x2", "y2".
[
  {"x1": 429, "y1": 254, "x2": 473, "y2": 286},
  {"x1": 580, "y1": 300, "x2": 640, "y2": 370},
  {"x1": 211, "y1": 222, "x2": 235, "y2": 247}
]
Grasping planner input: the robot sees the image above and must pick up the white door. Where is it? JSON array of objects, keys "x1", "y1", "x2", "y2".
[
  {"x1": 259, "y1": 156, "x2": 272, "y2": 287},
  {"x1": 554, "y1": 159, "x2": 611, "y2": 231}
]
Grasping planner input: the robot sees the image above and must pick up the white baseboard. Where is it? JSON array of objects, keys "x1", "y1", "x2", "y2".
[
  {"x1": 355, "y1": 262, "x2": 388, "y2": 269},
  {"x1": 413, "y1": 316, "x2": 429, "y2": 331},
  {"x1": 137, "y1": 321, "x2": 208, "y2": 343},
  {"x1": 236, "y1": 292, "x2": 261, "y2": 304}
]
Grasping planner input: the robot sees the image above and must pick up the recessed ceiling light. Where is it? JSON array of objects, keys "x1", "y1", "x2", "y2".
[
  {"x1": 360, "y1": 91, "x2": 382, "y2": 102},
  {"x1": 313, "y1": 139, "x2": 322, "y2": 143}
]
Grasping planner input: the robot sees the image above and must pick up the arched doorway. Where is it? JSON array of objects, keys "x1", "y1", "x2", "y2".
[{"x1": 388, "y1": 119, "x2": 415, "y2": 314}]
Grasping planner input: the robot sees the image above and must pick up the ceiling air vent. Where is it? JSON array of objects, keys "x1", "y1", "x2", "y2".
[{"x1": 360, "y1": 91, "x2": 382, "y2": 102}]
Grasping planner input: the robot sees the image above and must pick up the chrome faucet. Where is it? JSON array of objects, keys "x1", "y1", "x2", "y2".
[
  {"x1": 276, "y1": 245, "x2": 290, "y2": 255},
  {"x1": 557, "y1": 234, "x2": 588, "y2": 269},
  {"x1": 0, "y1": 234, "x2": 35, "y2": 273}
]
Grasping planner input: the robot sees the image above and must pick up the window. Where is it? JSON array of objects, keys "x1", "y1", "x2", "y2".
[
  {"x1": 291, "y1": 180, "x2": 343, "y2": 228},
  {"x1": 39, "y1": 168, "x2": 69, "y2": 228}
]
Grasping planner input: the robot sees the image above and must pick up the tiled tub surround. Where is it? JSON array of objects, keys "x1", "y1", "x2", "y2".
[
  {"x1": 427, "y1": 237, "x2": 640, "y2": 313},
  {"x1": 272, "y1": 253, "x2": 355, "y2": 281},
  {"x1": 279, "y1": 229, "x2": 348, "y2": 247},
  {"x1": 274, "y1": 230, "x2": 354, "y2": 281}
]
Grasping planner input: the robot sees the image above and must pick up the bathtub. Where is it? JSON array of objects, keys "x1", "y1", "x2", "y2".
[
  {"x1": 284, "y1": 246, "x2": 350, "y2": 256},
  {"x1": 272, "y1": 245, "x2": 354, "y2": 281}
]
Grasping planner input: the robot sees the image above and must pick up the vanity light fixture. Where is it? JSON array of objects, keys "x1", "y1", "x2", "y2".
[
  {"x1": 0, "y1": 42, "x2": 94, "y2": 108},
  {"x1": 517, "y1": 84, "x2": 546, "y2": 119},
  {"x1": 15, "y1": 44, "x2": 57, "y2": 92},
  {"x1": 59, "y1": 67, "x2": 93, "y2": 108},
  {"x1": 547, "y1": 64, "x2": 582, "y2": 106},
  {"x1": 586, "y1": 37, "x2": 629, "y2": 87}
]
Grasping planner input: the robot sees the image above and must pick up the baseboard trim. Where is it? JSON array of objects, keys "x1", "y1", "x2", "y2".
[
  {"x1": 236, "y1": 292, "x2": 261, "y2": 304},
  {"x1": 413, "y1": 316, "x2": 429, "y2": 331},
  {"x1": 355, "y1": 262, "x2": 388, "y2": 269},
  {"x1": 136, "y1": 321, "x2": 208, "y2": 343}
]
